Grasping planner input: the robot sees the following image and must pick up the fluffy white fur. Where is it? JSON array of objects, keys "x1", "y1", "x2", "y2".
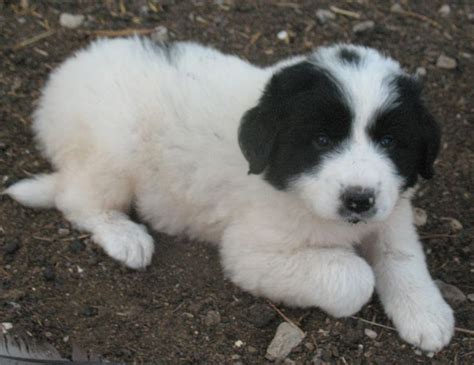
[{"x1": 6, "y1": 38, "x2": 453, "y2": 352}]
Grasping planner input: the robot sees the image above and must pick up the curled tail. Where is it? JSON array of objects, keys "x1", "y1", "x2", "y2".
[{"x1": 4, "y1": 174, "x2": 57, "y2": 208}]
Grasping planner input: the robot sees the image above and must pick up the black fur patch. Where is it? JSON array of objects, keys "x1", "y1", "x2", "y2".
[
  {"x1": 238, "y1": 62, "x2": 352, "y2": 189},
  {"x1": 368, "y1": 75, "x2": 440, "y2": 188},
  {"x1": 339, "y1": 48, "x2": 360, "y2": 64}
]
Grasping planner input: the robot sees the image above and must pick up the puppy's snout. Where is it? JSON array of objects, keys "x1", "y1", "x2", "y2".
[{"x1": 342, "y1": 186, "x2": 375, "y2": 214}]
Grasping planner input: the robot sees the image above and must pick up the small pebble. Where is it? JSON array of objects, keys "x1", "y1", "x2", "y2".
[
  {"x1": 316, "y1": 9, "x2": 336, "y2": 24},
  {"x1": 415, "y1": 67, "x2": 427, "y2": 77},
  {"x1": 304, "y1": 342, "x2": 315, "y2": 351},
  {"x1": 4, "y1": 240, "x2": 20, "y2": 255},
  {"x1": 1, "y1": 323, "x2": 13, "y2": 334},
  {"x1": 352, "y1": 20, "x2": 375, "y2": 34},
  {"x1": 468, "y1": 13, "x2": 474, "y2": 22},
  {"x1": 265, "y1": 322, "x2": 305, "y2": 361},
  {"x1": 467, "y1": 293, "x2": 474, "y2": 302},
  {"x1": 413, "y1": 207, "x2": 427, "y2": 226},
  {"x1": 151, "y1": 25, "x2": 169, "y2": 43},
  {"x1": 436, "y1": 54, "x2": 457, "y2": 69},
  {"x1": 414, "y1": 349, "x2": 422, "y2": 356},
  {"x1": 282, "y1": 359, "x2": 296, "y2": 365},
  {"x1": 277, "y1": 30, "x2": 289, "y2": 43},
  {"x1": 438, "y1": 5, "x2": 450, "y2": 17},
  {"x1": 442, "y1": 217, "x2": 463, "y2": 231},
  {"x1": 364, "y1": 328, "x2": 378, "y2": 339},
  {"x1": 390, "y1": 3, "x2": 403, "y2": 13},
  {"x1": 234, "y1": 340, "x2": 244, "y2": 348},
  {"x1": 230, "y1": 354, "x2": 240, "y2": 361},
  {"x1": 247, "y1": 345, "x2": 257, "y2": 354},
  {"x1": 58, "y1": 228, "x2": 70, "y2": 236},
  {"x1": 59, "y1": 13, "x2": 85, "y2": 29},
  {"x1": 204, "y1": 310, "x2": 221, "y2": 326},
  {"x1": 435, "y1": 279, "x2": 466, "y2": 306}
]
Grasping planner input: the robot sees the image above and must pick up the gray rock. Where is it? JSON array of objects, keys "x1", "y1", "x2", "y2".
[
  {"x1": 151, "y1": 25, "x2": 169, "y2": 43},
  {"x1": 204, "y1": 310, "x2": 221, "y2": 326},
  {"x1": 436, "y1": 54, "x2": 457, "y2": 69},
  {"x1": 438, "y1": 5, "x2": 451, "y2": 17},
  {"x1": 352, "y1": 20, "x2": 375, "y2": 34},
  {"x1": 59, "y1": 13, "x2": 85, "y2": 29},
  {"x1": 467, "y1": 293, "x2": 474, "y2": 302},
  {"x1": 468, "y1": 13, "x2": 474, "y2": 22},
  {"x1": 316, "y1": 9, "x2": 336, "y2": 24},
  {"x1": 435, "y1": 280, "x2": 466, "y2": 306},
  {"x1": 265, "y1": 322, "x2": 305, "y2": 361}
]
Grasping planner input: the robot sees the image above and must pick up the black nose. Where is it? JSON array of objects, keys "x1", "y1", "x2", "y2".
[{"x1": 343, "y1": 187, "x2": 375, "y2": 214}]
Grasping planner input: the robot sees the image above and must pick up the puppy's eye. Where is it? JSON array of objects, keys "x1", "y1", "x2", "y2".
[
  {"x1": 379, "y1": 135, "x2": 395, "y2": 149},
  {"x1": 313, "y1": 134, "x2": 331, "y2": 149}
]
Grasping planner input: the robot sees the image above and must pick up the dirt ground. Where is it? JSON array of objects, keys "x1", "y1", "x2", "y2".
[{"x1": 0, "y1": 1, "x2": 473, "y2": 364}]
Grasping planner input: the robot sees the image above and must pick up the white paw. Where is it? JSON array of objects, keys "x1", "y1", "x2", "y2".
[
  {"x1": 94, "y1": 222, "x2": 155, "y2": 269},
  {"x1": 319, "y1": 255, "x2": 375, "y2": 318},
  {"x1": 391, "y1": 297, "x2": 454, "y2": 352}
]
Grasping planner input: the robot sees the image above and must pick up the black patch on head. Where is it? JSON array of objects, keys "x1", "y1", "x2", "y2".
[
  {"x1": 339, "y1": 48, "x2": 360, "y2": 64},
  {"x1": 369, "y1": 75, "x2": 441, "y2": 188},
  {"x1": 238, "y1": 62, "x2": 352, "y2": 189}
]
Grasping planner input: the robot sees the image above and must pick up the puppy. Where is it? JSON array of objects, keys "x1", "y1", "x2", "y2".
[{"x1": 6, "y1": 38, "x2": 454, "y2": 351}]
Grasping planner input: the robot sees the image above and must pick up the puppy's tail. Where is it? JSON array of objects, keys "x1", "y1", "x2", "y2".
[{"x1": 3, "y1": 174, "x2": 57, "y2": 208}]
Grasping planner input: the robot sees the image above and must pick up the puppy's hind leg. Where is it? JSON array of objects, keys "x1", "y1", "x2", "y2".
[{"x1": 55, "y1": 169, "x2": 155, "y2": 269}]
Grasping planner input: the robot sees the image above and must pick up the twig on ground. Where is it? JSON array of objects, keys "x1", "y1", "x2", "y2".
[
  {"x1": 395, "y1": 10, "x2": 441, "y2": 28},
  {"x1": 14, "y1": 30, "x2": 55, "y2": 50},
  {"x1": 267, "y1": 301, "x2": 303, "y2": 332},
  {"x1": 420, "y1": 233, "x2": 458, "y2": 239},
  {"x1": 32, "y1": 236, "x2": 54, "y2": 242},
  {"x1": 82, "y1": 28, "x2": 155, "y2": 37},
  {"x1": 351, "y1": 316, "x2": 396, "y2": 331},
  {"x1": 455, "y1": 327, "x2": 474, "y2": 336},
  {"x1": 329, "y1": 6, "x2": 361, "y2": 19},
  {"x1": 61, "y1": 234, "x2": 90, "y2": 242}
]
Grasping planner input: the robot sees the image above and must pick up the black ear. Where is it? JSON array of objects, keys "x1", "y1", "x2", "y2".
[
  {"x1": 238, "y1": 62, "x2": 327, "y2": 174},
  {"x1": 419, "y1": 109, "x2": 441, "y2": 179},
  {"x1": 238, "y1": 106, "x2": 278, "y2": 174}
]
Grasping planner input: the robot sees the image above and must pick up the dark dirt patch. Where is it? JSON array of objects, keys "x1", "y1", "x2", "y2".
[{"x1": 0, "y1": 1, "x2": 473, "y2": 364}]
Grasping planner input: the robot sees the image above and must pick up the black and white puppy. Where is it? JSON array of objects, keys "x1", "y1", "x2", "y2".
[{"x1": 6, "y1": 38, "x2": 453, "y2": 352}]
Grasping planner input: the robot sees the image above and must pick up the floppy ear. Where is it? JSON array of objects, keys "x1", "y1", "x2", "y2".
[
  {"x1": 238, "y1": 62, "x2": 325, "y2": 174},
  {"x1": 419, "y1": 109, "x2": 441, "y2": 179},
  {"x1": 238, "y1": 106, "x2": 278, "y2": 175}
]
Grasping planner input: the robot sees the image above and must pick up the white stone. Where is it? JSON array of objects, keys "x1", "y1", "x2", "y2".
[
  {"x1": 413, "y1": 207, "x2": 427, "y2": 226},
  {"x1": 438, "y1": 5, "x2": 451, "y2": 17},
  {"x1": 59, "y1": 13, "x2": 85, "y2": 29},
  {"x1": 265, "y1": 322, "x2": 305, "y2": 361},
  {"x1": 352, "y1": 20, "x2": 375, "y2": 33},
  {"x1": 436, "y1": 54, "x2": 457, "y2": 69},
  {"x1": 364, "y1": 328, "x2": 378, "y2": 339},
  {"x1": 1, "y1": 323, "x2": 13, "y2": 334},
  {"x1": 277, "y1": 30, "x2": 289, "y2": 42},
  {"x1": 415, "y1": 67, "x2": 427, "y2": 77},
  {"x1": 316, "y1": 9, "x2": 336, "y2": 24}
]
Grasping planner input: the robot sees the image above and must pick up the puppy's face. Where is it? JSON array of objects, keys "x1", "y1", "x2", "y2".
[{"x1": 239, "y1": 45, "x2": 440, "y2": 224}]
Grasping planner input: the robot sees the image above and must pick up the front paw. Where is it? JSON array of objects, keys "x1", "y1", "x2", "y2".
[{"x1": 391, "y1": 296, "x2": 454, "y2": 352}]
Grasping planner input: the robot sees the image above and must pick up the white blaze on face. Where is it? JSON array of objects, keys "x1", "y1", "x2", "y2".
[{"x1": 290, "y1": 45, "x2": 406, "y2": 223}]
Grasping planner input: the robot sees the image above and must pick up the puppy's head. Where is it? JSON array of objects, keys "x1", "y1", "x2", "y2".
[{"x1": 239, "y1": 45, "x2": 440, "y2": 223}]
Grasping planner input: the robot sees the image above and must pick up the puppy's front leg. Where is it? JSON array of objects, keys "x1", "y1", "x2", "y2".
[
  {"x1": 370, "y1": 200, "x2": 454, "y2": 352},
  {"x1": 221, "y1": 222, "x2": 374, "y2": 318}
]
